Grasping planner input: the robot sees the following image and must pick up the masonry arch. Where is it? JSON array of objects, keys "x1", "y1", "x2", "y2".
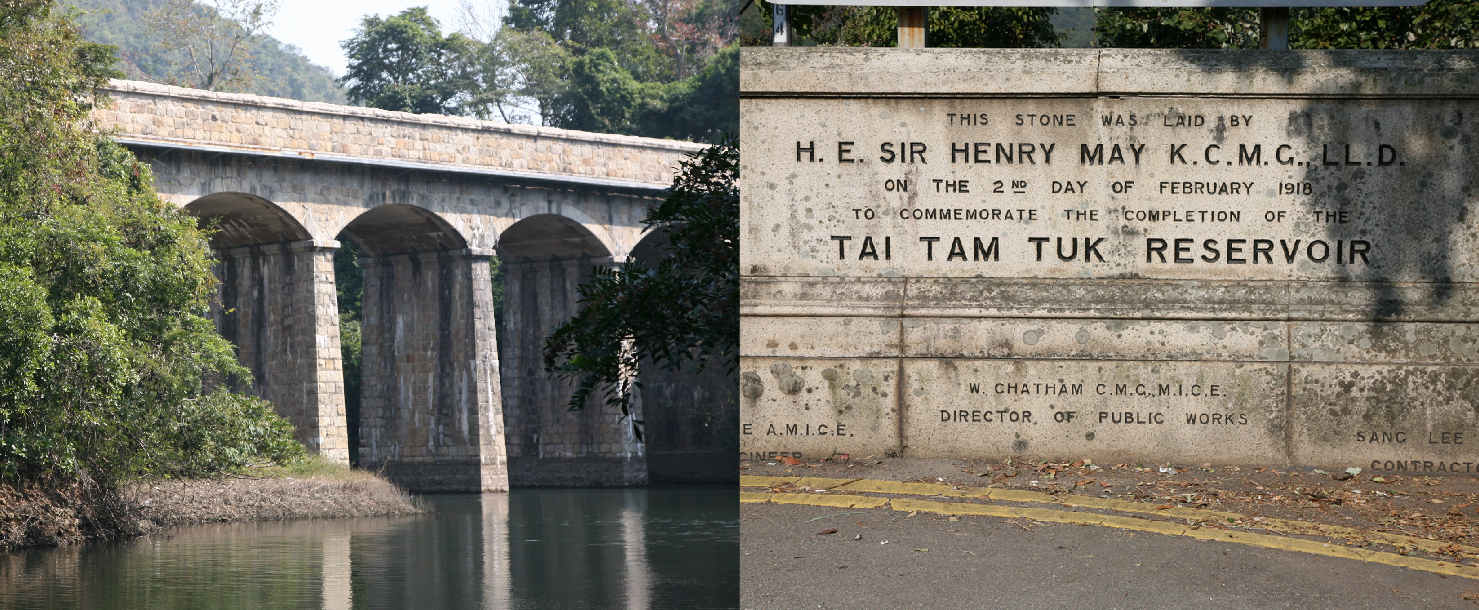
[
  {"x1": 183, "y1": 191, "x2": 349, "y2": 464},
  {"x1": 339, "y1": 203, "x2": 468, "y2": 255},
  {"x1": 186, "y1": 192, "x2": 310, "y2": 247},
  {"x1": 495, "y1": 214, "x2": 645, "y2": 486},
  {"x1": 499, "y1": 204, "x2": 620, "y2": 261},
  {"x1": 344, "y1": 202, "x2": 507, "y2": 492}
]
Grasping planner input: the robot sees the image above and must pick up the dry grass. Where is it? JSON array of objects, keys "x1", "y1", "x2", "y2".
[
  {"x1": 126, "y1": 458, "x2": 423, "y2": 527},
  {"x1": 0, "y1": 458, "x2": 424, "y2": 552}
]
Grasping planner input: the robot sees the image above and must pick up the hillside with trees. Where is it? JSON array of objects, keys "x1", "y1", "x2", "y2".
[{"x1": 68, "y1": 0, "x2": 346, "y2": 102}]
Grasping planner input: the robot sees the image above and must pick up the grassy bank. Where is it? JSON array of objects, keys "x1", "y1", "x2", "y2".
[{"x1": 0, "y1": 458, "x2": 422, "y2": 553}]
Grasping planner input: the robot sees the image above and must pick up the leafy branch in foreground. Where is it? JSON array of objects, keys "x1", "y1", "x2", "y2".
[
  {"x1": 0, "y1": 1, "x2": 303, "y2": 486},
  {"x1": 542, "y1": 139, "x2": 738, "y2": 439}
]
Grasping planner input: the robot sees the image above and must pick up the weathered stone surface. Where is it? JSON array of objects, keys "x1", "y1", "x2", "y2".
[
  {"x1": 740, "y1": 48, "x2": 1479, "y2": 468},
  {"x1": 739, "y1": 358, "x2": 900, "y2": 461},
  {"x1": 213, "y1": 240, "x2": 348, "y2": 464},
  {"x1": 359, "y1": 250, "x2": 507, "y2": 492},
  {"x1": 94, "y1": 81, "x2": 731, "y2": 489},
  {"x1": 1290, "y1": 364, "x2": 1479, "y2": 474},
  {"x1": 100, "y1": 80, "x2": 702, "y2": 187},
  {"x1": 500, "y1": 256, "x2": 648, "y2": 487},
  {"x1": 900, "y1": 359, "x2": 1288, "y2": 464}
]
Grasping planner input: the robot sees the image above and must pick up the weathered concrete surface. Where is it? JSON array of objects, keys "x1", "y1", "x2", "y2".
[
  {"x1": 739, "y1": 48, "x2": 1479, "y2": 471},
  {"x1": 96, "y1": 80, "x2": 724, "y2": 490}
]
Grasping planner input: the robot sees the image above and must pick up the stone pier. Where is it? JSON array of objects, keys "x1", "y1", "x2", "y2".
[
  {"x1": 358, "y1": 249, "x2": 507, "y2": 492},
  {"x1": 212, "y1": 240, "x2": 349, "y2": 464},
  {"x1": 501, "y1": 256, "x2": 648, "y2": 486}
]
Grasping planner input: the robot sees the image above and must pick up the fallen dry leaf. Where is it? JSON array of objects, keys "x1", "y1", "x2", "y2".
[
  {"x1": 816, "y1": 529, "x2": 838, "y2": 535},
  {"x1": 1154, "y1": 505, "x2": 1173, "y2": 510},
  {"x1": 780, "y1": 457, "x2": 801, "y2": 465}
]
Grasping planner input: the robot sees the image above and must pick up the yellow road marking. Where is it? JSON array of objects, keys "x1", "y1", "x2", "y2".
[
  {"x1": 744, "y1": 491, "x2": 1479, "y2": 581},
  {"x1": 741, "y1": 476, "x2": 800, "y2": 487},
  {"x1": 838, "y1": 479, "x2": 974, "y2": 497},
  {"x1": 896, "y1": 498, "x2": 1479, "y2": 576},
  {"x1": 763, "y1": 492, "x2": 890, "y2": 509},
  {"x1": 793, "y1": 477, "x2": 861, "y2": 490},
  {"x1": 743, "y1": 476, "x2": 1479, "y2": 558}
]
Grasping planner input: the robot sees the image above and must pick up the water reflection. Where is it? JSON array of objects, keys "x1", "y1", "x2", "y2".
[{"x1": 0, "y1": 487, "x2": 737, "y2": 610}]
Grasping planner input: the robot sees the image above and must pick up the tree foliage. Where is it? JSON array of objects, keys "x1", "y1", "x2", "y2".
[
  {"x1": 334, "y1": 0, "x2": 740, "y2": 142},
  {"x1": 1095, "y1": 8, "x2": 1259, "y2": 48},
  {"x1": 0, "y1": 0, "x2": 302, "y2": 485},
  {"x1": 543, "y1": 140, "x2": 738, "y2": 435},
  {"x1": 756, "y1": 3, "x2": 1060, "y2": 48},
  {"x1": 338, "y1": 7, "x2": 480, "y2": 115},
  {"x1": 143, "y1": 0, "x2": 279, "y2": 91},
  {"x1": 1095, "y1": 1, "x2": 1479, "y2": 49},
  {"x1": 1295, "y1": 2, "x2": 1479, "y2": 49}
]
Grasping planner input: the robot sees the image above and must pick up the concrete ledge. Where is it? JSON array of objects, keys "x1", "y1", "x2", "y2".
[
  {"x1": 742, "y1": 49, "x2": 1479, "y2": 98},
  {"x1": 742, "y1": 278, "x2": 1479, "y2": 323}
]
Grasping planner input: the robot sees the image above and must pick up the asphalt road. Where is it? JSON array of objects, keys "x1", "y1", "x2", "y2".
[{"x1": 742, "y1": 502, "x2": 1479, "y2": 609}]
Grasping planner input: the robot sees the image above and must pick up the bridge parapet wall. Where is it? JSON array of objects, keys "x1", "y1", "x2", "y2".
[{"x1": 97, "y1": 80, "x2": 704, "y2": 189}]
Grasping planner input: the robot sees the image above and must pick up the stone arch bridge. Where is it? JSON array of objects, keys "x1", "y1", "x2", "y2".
[{"x1": 95, "y1": 80, "x2": 735, "y2": 492}]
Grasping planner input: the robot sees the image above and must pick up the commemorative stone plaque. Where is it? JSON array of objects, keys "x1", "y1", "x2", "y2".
[{"x1": 739, "y1": 48, "x2": 1479, "y2": 473}]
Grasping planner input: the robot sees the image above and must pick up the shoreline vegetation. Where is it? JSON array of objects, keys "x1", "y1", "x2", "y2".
[
  {"x1": 0, "y1": 458, "x2": 423, "y2": 553},
  {"x1": 0, "y1": 3, "x2": 375, "y2": 556}
]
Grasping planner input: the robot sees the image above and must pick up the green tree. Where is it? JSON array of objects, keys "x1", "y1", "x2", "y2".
[
  {"x1": 756, "y1": 3, "x2": 1059, "y2": 48},
  {"x1": 474, "y1": 0, "x2": 741, "y2": 139},
  {"x1": 1095, "y1": 1, "x2": 1479, "y2": 49},
  {"x1": 0, "y1": 0, "x2": 302, "y2": 485},
  {"x1": 339, "y1": 7, "x2": 480, "y2": 114},
  {"x1": 1295, "y1": 2, "x2": 1479, "y2": 49},
  {"x1": 539, "y1": 44, "x2": 738, "y2": 141},
  {"x1": 543, "y1": 140, "x2": 738, "y2": 434},
  {"x1": 332, "y1": 241, "x2": 363, "y2": 464},
  {"x1": 1094, "y1": 8, "x2": 1259, "y2": 48},
  {"x1": 143, "y1": 0, "x2": 280, "y2": 91}
]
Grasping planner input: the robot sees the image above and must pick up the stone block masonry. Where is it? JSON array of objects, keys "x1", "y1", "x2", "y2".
[
  {"x1": 501, "y1": 257, "x2": 647, "y2": 486},
  {"x1": 213, "y1": 240, "x2": 348, "y2": 463},
  {"x1": 739, "y1": 49, "x2": 1479, "y2": 473},
  {"x1": 98, "y1": 80, "x2": 702, "y2": 190},
  {"x1": 359, "y1": 249, "x2": 507, "y2": 492},
  {"x1": 93, "y1": 80, "x2": 729, "y2": 490}
]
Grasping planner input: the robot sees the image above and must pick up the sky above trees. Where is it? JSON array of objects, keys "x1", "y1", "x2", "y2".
[{"x1": 264, "y1": 0, "x2": 466, "y2": 74}]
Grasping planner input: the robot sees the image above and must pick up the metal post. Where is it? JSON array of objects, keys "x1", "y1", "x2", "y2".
[
  {"x1": 898, "y1": 6, "x2": 927, "y2": 48},
  {"x1": 1260, "y1": 7, "x2": 1289, "y2": 50},
  {"x1": 774, "y1": 4, "x2": 792, "y2": 47}
]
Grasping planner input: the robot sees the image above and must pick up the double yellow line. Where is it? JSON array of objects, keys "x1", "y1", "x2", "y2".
[{"x1": 741, "y1": 475, "x2": 1479, "y2": 580}]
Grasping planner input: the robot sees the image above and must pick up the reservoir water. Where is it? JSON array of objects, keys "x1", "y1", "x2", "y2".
[{"x1": 0, "y1": 486, "x2": 737, "y2": 609}]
